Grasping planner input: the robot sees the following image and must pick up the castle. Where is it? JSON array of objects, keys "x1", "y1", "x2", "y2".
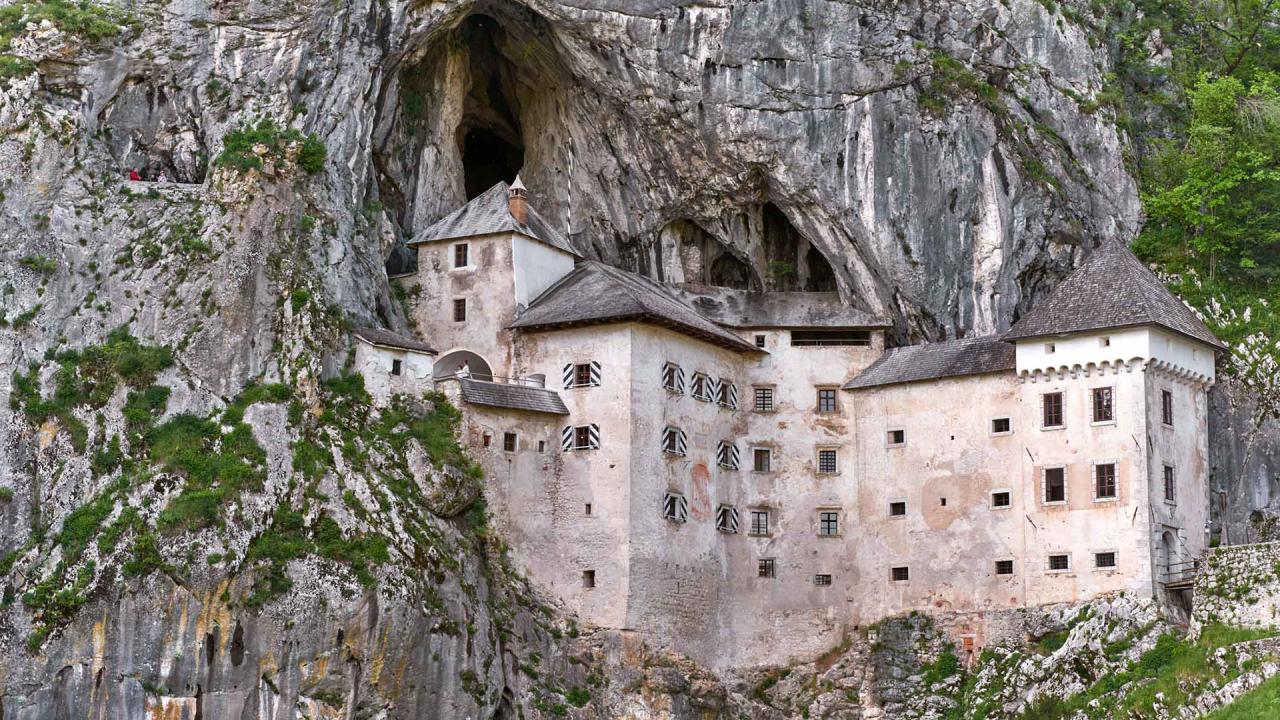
[{"x1": 363, "y1": 179, "x2": 1222, "y2": 669}]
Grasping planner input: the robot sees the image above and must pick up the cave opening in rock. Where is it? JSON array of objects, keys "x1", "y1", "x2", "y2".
[
  {"x1": 457, "y1": 14, "x2": 525, "y2": 199},
  {"x1": 660, "y1": 218, "x2": 758, "y2": 289},
  {"x1": 761, "y1": 202, "x2": 838, "y2": 291}
]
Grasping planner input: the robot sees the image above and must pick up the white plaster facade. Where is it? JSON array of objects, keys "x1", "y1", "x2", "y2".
[{"x1": 353, "y1": 334, "x2": 434, "y2": 406}]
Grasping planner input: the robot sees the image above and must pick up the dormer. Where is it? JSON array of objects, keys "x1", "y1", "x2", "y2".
[{"x1": 1004, "y1": 242, "x2": 1225, "y2": 385}]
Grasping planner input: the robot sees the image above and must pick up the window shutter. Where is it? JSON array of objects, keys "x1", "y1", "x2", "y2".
[
  {"x1": 730, "y1": 444, "x2": 740, "y2": 469},
  {"x1": 677, "y1": 429, "x2": 687, "y2": 456},
  {"x1": 561, "y1": 425, "x2": 574, "y2": 451},
  {"x1": 726, "y1": 383, "x2": 738, "y2": 408},
  {"x1": 562, "y1": 363, "x2": 574, "y2": 389},
  {"x1": 589, "y1": 361, "x2": 601, "y2": 386},
  {"x1": 707, "y1": 377, "x2": 720, "y2": 402},
  {"x1": 588, "y1": 423, "x2": 601, "y2": 449}
]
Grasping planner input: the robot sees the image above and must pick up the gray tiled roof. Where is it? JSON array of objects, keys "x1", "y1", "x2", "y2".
[
  {"x1": 511, "y1": 261, "x2": 762, "y2": 353},
  {"x1": 353, "y1": 326, "x2": 436, "y2": 354},
  {"x1": 843, "y1": 336, "x2": 1015, "y2": 390},
  {"x1": 674, "y1": 286, "x2": 891, "y2": 329},
  {"x1": 407, "y1": 182, "x2": 579, "y2": 256},
  {"x1": 458, "y1": 378, "x2": 569, "y2": 415},
  {"x1": 1004, "y1": 242, "x2": 1225, "y2": 349}
]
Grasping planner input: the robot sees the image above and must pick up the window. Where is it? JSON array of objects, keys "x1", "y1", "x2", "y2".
[
  {"x1": 1045, "y1": 342, "x2": 1056, "y2": 354},
  {"x1": 562, "y1": 424, "x2": 600, "y2": 451},
  {"x1": 995, "y1": 560, "x2": 1014, "y2": 576},
  {"x1": 1093, "y1": 463, "x2": 1117, "y2": 500},
  {"x1": 452, "y1": 298, "x2": 467, "y2": 322},
  {"x1": 818, "y1": 511, "x2": 839, "y2": 536},
  {"x1": 584, "y1": 503, "x2": 592, "y2": 516},
  {"x1": 1047, "y1": 554, "x2": 1071, "y2": 572},
  {"x1": 940, "y1": 497, "x2": 947, "y2": 507},
  {"x1": 563, "y1": 362, "x2": 601, "y2": 389},
  {"x1": 816, "y1": 448, "x2": 838, "y2": 475},
  {"x1": 991, "y1": 417, "x2": 1011, "y2": 435},
  {"x1": 891, "y1": 567, "x2": 909, "y2": 582},
  {"x1": 716, "y1": 441, "x2": 740, "y2": 470},
  {"x1": 754, "y1": 334, "x2": 766, "y2": 348},
  {"x1": 391, "y1": 358, "x2": 402, "y2": 376},
  {"x1": 1163, "y1": 465, "x2": 1176, "y2": 503},
  {"x1": 889, "y1": 501, "x2": 906, "y2": 516},
  {"x1": 791, "y1": 330, "x2": 871, "y2": 346},
  {"x1": 482, "y1": 433, "x2": 492, "y2": 448},
  {"x1": 582, "y1": 570, "x2": 595, "y2": 588},
  {"x1": 691, "y1": 373, "x2": 715, "y2": 402},
  {"x1": 816, "y1": 388, "x2": 838, "y2": 413},
  {"x1": 750, "y1": 510, "x2": 770, "y2": 536},
  {"x1": 757, "y1": 558, "x2": 776, "y2": 578},
  {"x1": 813, "y1": 574, "x2": 833, "y2": 586},
  {"x1": 886, "y1": 429, "x2": 905, "y2": 447},
  {"x1": 1043, "y1": 467, "x2": 1066, "y2": 504},
  {"x1": 717, "y1": 380, "x2": 738, "y2": 409},
  {"x1": 1094, "y1": 552, "x2": 1117, "y2": 569},
  {"x1": 1161, "y1": 390, "x2": 1174, "y2": 426},
  {"x1": 1042, "y1": 392, "x2": 1064, "y2": 428},
  {"x1": 752, "y1": 448, "x2": 772, "y2": 473},
  {"x1": 716, "y1": 505, "x2": 739, "y2": 533},
  {"x1": 991, "y1": 491, "x2": 1011, "y2": 508},
  {"x1": 662, "y1": 492, "x2": 689, "y2": 523},
  {"x1": 1092, "y1": 387, "x2": 1114, "y2": 423},
  {"x1": 753, "y1": 387, "x2": 775, "y2": 412},
  {"x1": 662, "y1": 427, "x2": 688, "y2": 456},
  {"x1": 662, "y1": 362, "x2": 685, "y2": 394},
  {"x1": 1100, "y1": 336, "x2": 1111, "y2": 348},
  {"x1": 453, "y1": 242, "x2": 469, "y2": 268},
  {"x1": 502, "y1": 432, "x2": 517, "y2": 453},
  {"x1": 537, "y1": 440, "x2": 547, "y2": 453}
]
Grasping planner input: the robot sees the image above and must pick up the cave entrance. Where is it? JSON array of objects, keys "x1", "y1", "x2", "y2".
[
  {"x1": 761, "y1": 202, "x2": 838, "y2": 291},
  {"x1": 458, "y1": 14, "x2": 525, "y2": 199}
]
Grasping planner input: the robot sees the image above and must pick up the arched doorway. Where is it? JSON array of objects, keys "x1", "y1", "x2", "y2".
[{"x1": 434, "y1": 350, "x2": 494, "y2": 382}]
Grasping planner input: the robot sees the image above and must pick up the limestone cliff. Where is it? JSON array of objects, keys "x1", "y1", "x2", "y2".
[{"x1": 0, "y1": 0, "x2": 1269, "y2": 717}]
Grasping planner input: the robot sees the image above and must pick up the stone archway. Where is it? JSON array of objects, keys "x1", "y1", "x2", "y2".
[{"x1": 433, "y1": 350, "x2": 494, "y2": 381}]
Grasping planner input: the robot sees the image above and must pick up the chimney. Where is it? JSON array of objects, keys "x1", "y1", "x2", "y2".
[{"x1": 508, "y1": 174, "x2": 528, "y2": 225}]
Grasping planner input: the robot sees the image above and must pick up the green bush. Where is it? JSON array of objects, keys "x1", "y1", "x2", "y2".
[{"x1": 216, "y1": 118, "x2": 326, "y2": 175}]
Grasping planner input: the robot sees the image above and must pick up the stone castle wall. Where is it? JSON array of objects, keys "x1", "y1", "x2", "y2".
[{"x1": 1193, "y1": 541, "x2": 1280, "y2": 632}]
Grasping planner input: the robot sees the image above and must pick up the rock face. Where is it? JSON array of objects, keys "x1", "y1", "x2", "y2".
[{"x1": 0, "y1": 0, "x2": 1266, "y2": 717}]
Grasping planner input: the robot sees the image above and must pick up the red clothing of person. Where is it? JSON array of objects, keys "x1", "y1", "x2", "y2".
[{"x1": 128, "y1": 169, "x2": 141, "y2": 181}]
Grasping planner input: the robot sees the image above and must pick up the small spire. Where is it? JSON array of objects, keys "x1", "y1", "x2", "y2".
[
  {"x1": 509, "y1": 174, "x2": 526, "y2": 194},
  {"x1": 508, "y1": 174, "x2": 528, "y2": 224}
]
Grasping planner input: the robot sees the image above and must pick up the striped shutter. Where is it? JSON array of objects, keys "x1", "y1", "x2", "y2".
[
  {"x1": 677, "y1": 429, "x2": 688, "y2": 456},
  {"x1": 725, "y1": 382, "x2": 738, "y2": 408},
  {"x1": 587, "y1": 423, "x2": 601, "y2": 449},
  {"x1": 707, "y1": 377, "x2": 721, "y2": 403},
  {"x1": 561, "y1": 425, "x2": 574, "y2": 451},
  {"x1": 562, "y1": 364, "x2": 575, "y2": 389},
  {"x1": 675, "y1": 366, "x2": 685, "y2": 393},
  {"x1": 729, "y1": 443, "x2": 740, "y2": 469},
  {"x1": 717, "y1": 442, "x2": 740, "y2": 469},
  {"x1": 589, "y1": 361, "x2": 601, "y2": 386}
]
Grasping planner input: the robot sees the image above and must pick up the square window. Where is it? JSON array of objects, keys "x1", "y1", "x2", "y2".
[
  {"x1": 1092, "y1": 387, "x2": 1114, "y2": 423},
  {"x1": 752, "y1": 448, "x2": 772, "y2": 473},
  {"x1": 891, "y1": 566, "x2": 909, "y2": 582},
  {"x1": 717, "y1": 441, "x2": 740, "y2": 470},
  {"x1": 662, "y1": 426, "x2": 686, "y2": 456},
  {"x1": 662, "y1": 492, "x2": 689, "y2": 523},
  {"x1": 482, "y1": 433, "x2": 492, "y2": 448},
  {"x1": 537, "y1": 440, "x2": 547, "y2": 453},
  {"x1": 887, "y1": 429, "x2": 906, "y2": 446},
  {"x1": 755, "y1": 334, "x2": 766, "y2": 348},
  {"x1": 750, "y1": 510, "x2": 770, "y2": 536},
  {"x1": 753, "y1": 387, "x2": 774, "y2": 412},
  {"x1": 716, "y1": 505, "x2": 740, "y2": 534},
  {"x1": 758, "y1": 558, "x2": 776, "y2": 578},
  {"x1": 817, "y1": 449, "x2": 838, "y2": 475},
  {"x1": 991, "y1": 491, "x2": 1011, "y2": 508},
  {"x1": 1042, "y1": 392, "x2": 1064, "y2": 428},
  {"x1": 574, "y1": 363, "x2": 593, "y2": 387},
  {"x1": 391, "y1": 358, "x2": 403, "y2": 376},
  {"x1": 1048, "y1": 554, "x2": 1071, "y2": 571},
  {"x1": 1045, "y1": 342, "x2": 1056, "y2": 354},
  {"x1": 1161, "y1": 389, "x2": 1174, "y2": 426},
  {"x1": 819, "y1": 511, "x2": 839, "y2": 536},
  {"x1": 1094, "y1": 552, "x2": 1117, "y2": 569},
  {"x1": 574, "y1": 426, "x2": 591, "y2": 449},
  {"x1": 995, "y1": 560, "x2": 1014, "y2": 576},
  {"x1": 889, "y1": 501, "x2": 906, "y2": 516},
  {"x1": 717, "y1": 380, "x2": 738, "y2": 409},
  {"x1": 691, "y1": 373, "x2": 713, "y2": 402},
  {"x1": 1100, "y1": 336, "x2": 1111, "y2": 348},
  {"x1": 453, "y1": 243, "x2": 469, "y2": 268},
  {"x1": 582, "y1": 570, "x2": 595, "y2": 588},
  {"x1": 452, "y1": 297, "x2": 467, "y2": 322},
  {"x1": 662, "y1": 363, "x2": 684, "y2": 394},
  {"x1": 502, "y1": 432, "x2": 517, "y2": 453},
  {"x1": 1094, "y1": 463, "x2": 1117, "y2": 500},
  {"x1": 813, "y1": 574, "x2": 833, "y2": 586},
  {"x1": 991, "y1": 417, "x2": 1011, "y2": 435},
  {"x1": 1163, "y1": 465, "x2": 1176, "y2": 503},
  {"x1": 1043, "y1": 467, "x2": 1066, "y2": 504},
  {"x1": 816, "y1": 388, "x2": 838, "y2": 413}
]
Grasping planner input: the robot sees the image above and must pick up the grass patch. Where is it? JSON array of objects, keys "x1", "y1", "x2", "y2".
[{"x1": 216, "y1": 118, "x2": 326, "y2": 175}]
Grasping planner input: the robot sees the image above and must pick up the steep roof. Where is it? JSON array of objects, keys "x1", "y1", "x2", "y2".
[
  {"x1": 407, "y1": 181, "x2": 579, "y2": 256},
  {"x1": 1004, "y1": 242, "x2": 1225, "y2": 349},
  {"x1": 843, "y1": 336, "x2": 1015, "y2": 390},
  {"x1": 353, "y1": 326, "x2": 436, "y2": 354},
  {"x1": 511, "y1": 261, "x2": 763, "y2": 353},
  {"x1": 673, "y1": 286, "x2": 891, "y2": 329},
  {"x1": 458, "y1": 378, "x2": 569, "y2": 415}
]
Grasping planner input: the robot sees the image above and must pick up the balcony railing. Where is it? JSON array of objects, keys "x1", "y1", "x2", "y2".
[
  {"x1": 1162, "y1": 559, "x2": 1199, "y2": 589},
  {"x1": 440, "y1": 371, "x2": 547, "y2": 388}
]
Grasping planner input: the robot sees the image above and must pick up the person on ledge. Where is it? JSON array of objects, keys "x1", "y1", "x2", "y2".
[{"x1": 128, "y1": 168, "x2": 141, "y2": 181}]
